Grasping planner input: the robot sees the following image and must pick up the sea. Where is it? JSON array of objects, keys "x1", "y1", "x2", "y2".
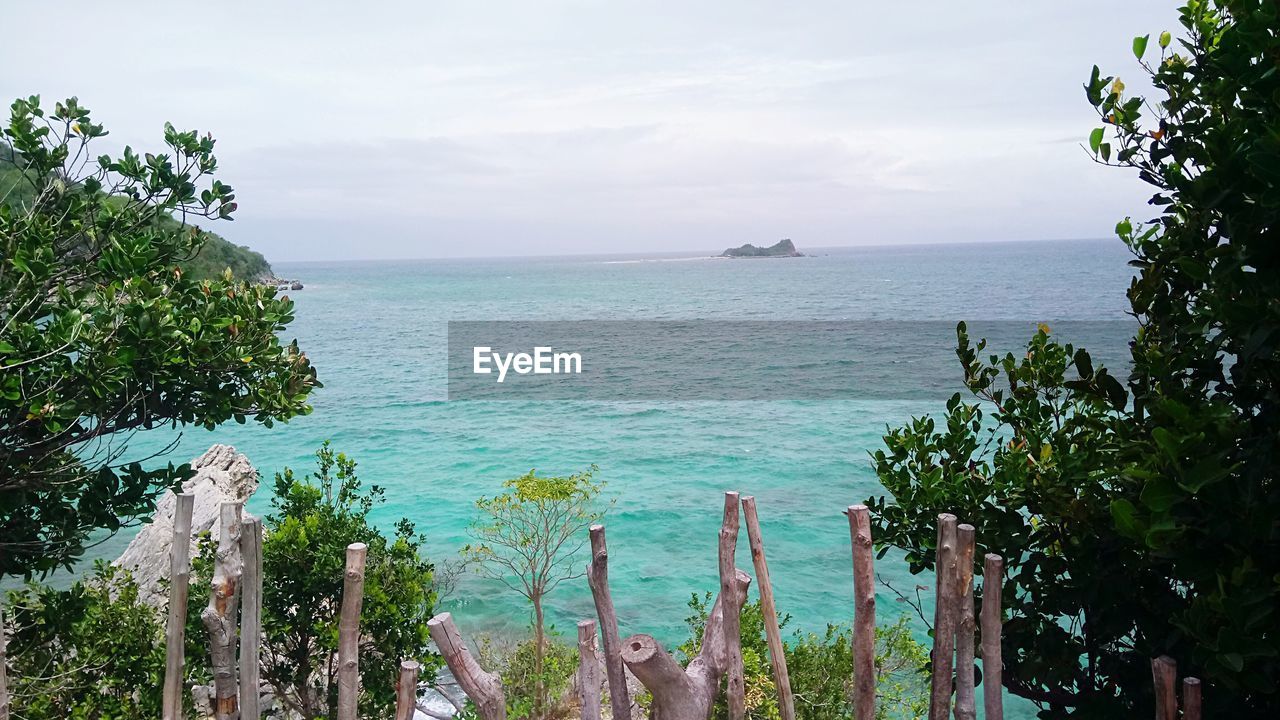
[{"x1": 113, "y1": 238, "x2": 1135, "y2": 717}]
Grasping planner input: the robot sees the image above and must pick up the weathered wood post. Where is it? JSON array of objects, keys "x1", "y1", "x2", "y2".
[
  {"x1": 928, "y1": 513, "x2": 959, "y2": 720},
  {"x1": 1152, "y1": 656, "x2": 1177, "y2": 720},
  {"x1": 336, "y1": 542, "x2": 368, "y2": 720},
  {"x1": 428, "y1": 612, "x2": 506, "y2": 720},
  {"x1": 980, "y1": 554, "x2": 1004, "y2": 720},
  {"x1": 848, "y1": 504, "x2": 876, "y2": 720},
  {"x1": 577, "y1": 619, "x2": 602, "y2": 720},
  {"x1": 238, "y1": 517, "x2": 264, "y2": 720},
  {"x1": 587, "y1": 524, "x2": 631, "y2": 720},
  {"x1": 954, "y1": 524, "x2": 977, "y2": 720},
  {"x1": 722, "y1": 491, "x2": 746, "y2": 720},
  {"x1": 0, "y1": 603, "x2": 10, "y2": 720},
  {"x1": 162, "y1": 491, "x2": 196, "y2": 720},
  {"x1": 742, "y1": 495, "x2": 795, "y2": 720},
  {"x1": 202, "y1": 501, "x2": 244, "y2": 720},
  {"x1": 1182, "y1": 677, "x2": 1202, "y2": 720},
  {"x1": 395, "y1": 660, "x2": 420, "y2": 720}
]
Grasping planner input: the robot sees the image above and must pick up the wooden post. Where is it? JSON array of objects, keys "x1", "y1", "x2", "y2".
[
  {"x1": 848, "y1": 504, "x2": 876, "y2": 720},
  {"x1": 980, "y1": 554, "x2": 1004, "y2": 720},
  {"x1": 742, "y1": 496, "x2": 796, "y2": 720},
  {"x1": 162, "y1": 492, "x2": 196, "y2": 720},
  {"x1": 577, "y1": 619, "x2": 602, "y2": 720},
  {"x1": 721, "y1": 491, "x2": 746, "y2": 720},
  {"x1": 202, "y1": 501, "x2": 243, "y2": 720},
  {"x1": 587, "y1": 524, "x2": 631, "y2": 720},
  {"x1": 1152, "y1": 656, "x2": 1177, "y2": 720},
  {"x1": 928, "y1": 513, "x2": 958, "y2": 720},
  {"x1": 953, "y1": 525, "x2": 977, "y2": 720},
  {"x1": 1182, "y1": 677, "x2": 1201, "y2": 720},
  {"x1": 428, "y1": 612, "x2": 506, "y2": 720},
  {"x1": 336, "y1": 542, "x2": 368, "y2": 720},
  {"x1": 239, "y1": 517, "x2": 264, "y2": 720},
  {"x1": 395, "y1": 660, "x2": 420, "y2": 720},
  {"x1": 0, "y1": 603, "x2": 10, "y2": 720}
]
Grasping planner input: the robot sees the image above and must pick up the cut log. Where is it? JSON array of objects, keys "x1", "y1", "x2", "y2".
[
  {"x1": 621, "y1": 570, "x2": 753, "y2": 720},
  {"x1": 928, "y1": 513, "x2": 958, "y2": 720},
  {"x1": 980, "y1": 554, "x2": 1004, "y2": 720},
  {"x1": 336, "y1": 543, "x2": 368, "y2": 720},
  {"x1": 162, "y1": 492, "x2": 195, "y2": 720},
  {"x1": 396, "y1": 660, "x2": 420, "y2": 720},
  {"x1": 742, "y1": 496, "x2": 795, "y2": 720},
  {"x1": 953, "y1": 524, "x2": 976, "y2": 720},
  {"x1": 848, "y1": 504, "x2": 876, "y2": 720},
  {"x1": 587, "y1": 525, "x2": 631, "y2": 720},
  {"x1": 239, "y1": 517, "x2": 263, "y2": 720},
  {"x1": 1152, "y1": 656, "x2": 1177, "y2": 720},
  {"x1": 201, "y1": 501, "x2": 244, "y2": 720},
  {"x1": 1182, "y1": 677, "x2": 1201, "y2": 720},
  {"x1": 428, "y1": 612, "x2": 506, "y2": 720},
  {"x1": 577, "y1": 619, "x2": 602, "y2": 720},
  {"x1": 721, "y1": 491, "x2": 746, "y2": 720}
]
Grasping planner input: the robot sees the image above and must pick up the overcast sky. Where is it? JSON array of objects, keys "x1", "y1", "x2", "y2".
[{"x1": 2, "y1": 1, "x2": 1171, "y2": 260}]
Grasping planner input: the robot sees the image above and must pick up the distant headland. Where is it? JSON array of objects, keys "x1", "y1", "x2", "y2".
[{"x1": 720, "y1": 238, "x2": 804, "y2": 258}]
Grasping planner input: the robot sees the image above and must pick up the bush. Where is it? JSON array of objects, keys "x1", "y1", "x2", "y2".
[
  {"x1": 4, "y1": 562, "x2": 166, "y2": 719},
  {"x1": 678, "y1": 593, "x2": 929, "y2": 720},
  {"x1": 476, "y1": 629, "x2": 580, "y2": 720}
]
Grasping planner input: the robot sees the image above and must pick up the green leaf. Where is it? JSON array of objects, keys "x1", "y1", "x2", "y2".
[
  {"x1": 1133, "y1": 35, "x2": 1149, "y2": 59},
  {"x1": 1140, "y1": 477, "x2": 1183, "y2": 512},
  {"x1": 1089, "y1": 127, "x2": 1105, "y2": 153},
  {"x1": 1110, "y1": 499, "x2": 1142, "y2": 539}
]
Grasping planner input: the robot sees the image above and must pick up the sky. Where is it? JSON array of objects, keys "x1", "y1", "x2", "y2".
[{"x1": 1, "y1": 1, "x2": 1172, "y2": 261}]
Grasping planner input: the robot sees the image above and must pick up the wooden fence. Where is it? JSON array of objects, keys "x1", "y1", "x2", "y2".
[{"x1": 0, "y1": 490, "x2": 1205, "y2": 720}]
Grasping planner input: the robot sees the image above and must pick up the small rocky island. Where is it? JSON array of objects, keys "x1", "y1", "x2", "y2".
[{"x1": 721, "y1": 238, "x2": 804, "y2": 258}]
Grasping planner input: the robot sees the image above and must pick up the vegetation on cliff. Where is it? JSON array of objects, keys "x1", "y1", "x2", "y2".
[{"x1": 721, "y1": 239, "x2": 803, "y2": 258}]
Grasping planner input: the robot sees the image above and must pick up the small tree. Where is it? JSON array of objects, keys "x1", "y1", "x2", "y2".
[
  {"x1": 189, "y1": 443, "x2": 439, "y2": 718},
  {"x1": 463, "y1": 466, "x2": 610, "y2": 718},
  {"x1": 0, "y1": 96, "x2": 319, "y2": 578}
]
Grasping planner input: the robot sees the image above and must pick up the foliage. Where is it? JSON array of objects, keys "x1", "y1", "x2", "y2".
[
  {"x1": 189, "y1": 443, "x2": 440, "y2": 718},
  {"x1": 4, "y1": 562, "x2": 166, "y2": 719},
  {"x1": 871, "y1": 2, "x2": 1280, "y2": 715},
  {"x1": 476, "y1": 630, "x2": 580, "y2": 719},
  {"x1": 678, "y1": 593, "x2": 929, "y2": 719},
  {"x1": 463, "y1": 466, "x2": 610, "y2": 718},
  {"x1": 0, "y1": 96, "x2": 318, "y2": 579}
]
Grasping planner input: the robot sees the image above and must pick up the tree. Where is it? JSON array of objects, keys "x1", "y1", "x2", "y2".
[
  {"x1": 869, "y1": 2, "x2": 1280, "y2": 715},
  {"x1": 3, "y1": 562, "x2": 166, "y2": 719},
  {"x1": 0, "y1": 96, "x2": 319, "y2": 578},
  {"x1": 463, "y1": 466, "x2": 610, "y2": 718},
  {"x1": 187, "y1": 443, "x2": 441, "y2": 719}
]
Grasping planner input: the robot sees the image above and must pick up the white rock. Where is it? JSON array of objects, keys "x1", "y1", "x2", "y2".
[{"x1": 114, "y1": 444, "x2": 260, "y2": 607}]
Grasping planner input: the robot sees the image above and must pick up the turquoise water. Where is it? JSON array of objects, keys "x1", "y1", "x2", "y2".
[{"x1": 121, "y1": 239, "x2": 1132, "y2": 713}]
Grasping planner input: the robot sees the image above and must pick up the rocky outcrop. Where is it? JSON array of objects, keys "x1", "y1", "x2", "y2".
[
  {"x1": 721, "y1": 238, "x2": 804, "y2": 257},
  {"x1": 114, "y1": 444, "x2": 260, "y2": 607}
]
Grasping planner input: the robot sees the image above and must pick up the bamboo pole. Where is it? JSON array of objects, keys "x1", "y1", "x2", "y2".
[
  {"x1": 928, "y1": 513, "x2": 958, "y2": 720},
  {"x1": 742, "y1": 496, "x2": 796, "y2": 720},
  {"x1": 1152, "y1": 656, "x2": 1177, "y2": 720},
  {"x1": 336, "y1": 542, "x2": 368, "y2": 720},
  {"x1": 428, "y1": 612, "x2": 506, "y2": 720},
  {"x1": 238, "y1": 517, "x2": 264, "y2": 720},
  {"x1": 577, "y1": 619, "x2": 602, "y2": 720},
  {"x1": 848, "y1": 504, "x2": 876, "y2": 720},
  {"x1": 587, "y1": 524, "x2": 631, "y2": 720},
  {"x1": 0, "y1": 603, "x2": 10, "y2": 720},
  {"x1": 980, "y1": 554, "x2": 1004, "y2": 720},
  {"x1": 721, "y1": 491, "x2": 746, "y2": 720},
  {"x1": 162, "y1": 492, "x2": 195, "y2": 720},
  {"x1": 953, "y1": 525, "x2": 977, "y2": 720},
  {"x1": 1182, "y1": 677, "x2": 1201, "y2": 720},
  {"x1": 395, "y1": 660, "x2": 420, "y2": 720},
  {"x1": 201, "y1": 501, "x2": 244, "y2": 720}
]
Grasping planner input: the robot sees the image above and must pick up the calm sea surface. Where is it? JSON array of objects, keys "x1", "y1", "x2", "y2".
[{"x1": 117, "y1": 239, "x2": 1133, "y2": 717}]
